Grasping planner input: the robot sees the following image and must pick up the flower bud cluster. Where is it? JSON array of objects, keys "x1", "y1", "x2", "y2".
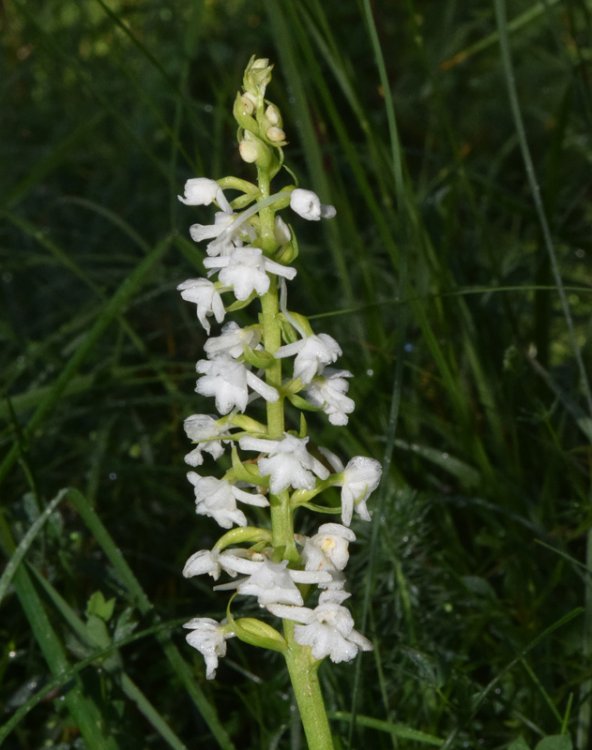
[{"x1": 177, "y1": 58, "x2": 382, "y2": 679}]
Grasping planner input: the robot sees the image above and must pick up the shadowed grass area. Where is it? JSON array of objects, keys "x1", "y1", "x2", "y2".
[{"x1": 1, "y1": 0, "x2": 591, "y2": 748}]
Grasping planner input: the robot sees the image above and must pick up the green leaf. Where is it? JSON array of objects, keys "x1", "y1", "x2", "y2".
[
  {"x1": 508, "y1": 738, "x2": 531, "y2": 750},
  {"x1": 113, "y1": 608, "x2": 139, "y2": 643},
  {"x1": 86, "y1": 590, "x2": 116, "y2": 622},
  {"x1": 331, "y1": 711, "x2": 443, "y2": 745},
  {"x1": 85, "y1": 615, "x2": 112, "y2": 651},
  {"x1": 535, "y1": 736, "x2": 573, "y2": 750}
]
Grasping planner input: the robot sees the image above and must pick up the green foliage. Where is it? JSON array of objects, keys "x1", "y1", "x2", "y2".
[
  {"x1": 1, "y1": 0, "x2": 591, "y2": 748},
  {"x1": 510, "y1": 734, "x2": 573, "y2": 750}
]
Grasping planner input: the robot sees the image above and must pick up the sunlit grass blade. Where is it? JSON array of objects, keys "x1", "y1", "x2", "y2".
[
  {"x1": 440, "y1": 0, "x2": 564, "y2": 70},
  {"x1": 0, "y1": 488, "x2": 68, "y2": 607}
]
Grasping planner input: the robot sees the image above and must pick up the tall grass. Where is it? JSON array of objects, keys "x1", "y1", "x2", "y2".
[{"x1": 1, "y1": 1, "x2": 591, "y2": 748}]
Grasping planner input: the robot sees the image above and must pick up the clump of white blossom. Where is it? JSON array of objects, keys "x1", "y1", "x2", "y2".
[{"x1": 177, "y1": 56, "x2": 382, "y2": 681}]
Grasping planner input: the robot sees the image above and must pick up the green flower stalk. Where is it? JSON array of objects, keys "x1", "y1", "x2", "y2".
[{"x1": 177, "y1": 56, "x2": 382, "y2": 750}]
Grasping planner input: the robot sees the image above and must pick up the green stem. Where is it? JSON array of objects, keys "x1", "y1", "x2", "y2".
[
  {"x1": 256, "y1": 148, "x2": 332, "y2": 750},
  {"x1": 260, "y1": 276, "x2": 298, "y2": 562},
  {"x1": 260, "y1": 278, "x2": 283, "y2": 435},
  {"x1": 257, "y1": 164, "x2": 277, "y2": 252},
  {"x1": 284, "y1": 623, "x2": 335, "y2": 750}
]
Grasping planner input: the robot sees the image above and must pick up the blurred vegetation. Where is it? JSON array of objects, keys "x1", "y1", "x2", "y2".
[{"x1": 1, "y1": 0, "x2": 592, "y2": 748}]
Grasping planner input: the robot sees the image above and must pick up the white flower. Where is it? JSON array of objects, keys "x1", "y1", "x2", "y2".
[
  {"x1": 212, "y1": 555, "x2": 330, "y2": 602},
  {"x1": 195, "y1": 355, "x2": 278, "y2": 414},
  {"x1": 183, "y1": 617, "x2": 232, "y2": 679},
  {"x1": 178, "y1": 178, "x2": 232, "y2": 213},
  {"x1": 189, "y1": 211, "x2": 236, "y2": 244},
  {"x1": 302, "y1": 523, "x2": 356, "y2": 573},
  {"x1": 191, "y1": 213, "x2": 259, "y2": 259},
  {"x1": 187, "y1": 473, "x2": 268, "y2": 529},
  {"x1": 294, "y1": 604, "x2": 373, "y2": 664},
  {"x1": 306, "y1": 369, "x2": 355, "y2": 425},
  {"x1": 203, "y1": 321, "x2": 261, "y2": 360},
  {"x1": 340, "y1": 456, "x2": 382, "y2": 526},
  {"x1": 183, "y1": 547, "x2": 250, "y2": 581},
  {"x1": 238, "y1": 560, "x2": 304, "y2": 606},
  {"x1": 290, "y1": 188, "x2": 336, "y2": 221},
  {"x1": 183, "y1": 414, "x2": 228, "y2": 466},
  {"x1": 275, "y1": 334, "x2": 342, "y2": 384},
  {"x1": 234, "y1": 560, "x2": 329, "y2": 607},
  {"x1": 267, "y1": 600, "x2": 372, "y2": 663},
  {"x1": 239, "y1": 434, "x2": 329, "y2": 494},
  {"x1": 177, "y1": 278, "x2": 225, "y2": 335},
  {"x1": 204, "y1": 247, "x2": 296, "y2": 301}
]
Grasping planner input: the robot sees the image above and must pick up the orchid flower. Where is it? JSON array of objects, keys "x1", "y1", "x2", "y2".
[
  {"x1": 183, "y1": 618, "x2": 233, "y2": 680},
  {"x1": 177, "y1": 278, "x2": 225, "y2": 334},
  {"x1": 275, "y1": 333, "x2": 342, "y2": 384}
]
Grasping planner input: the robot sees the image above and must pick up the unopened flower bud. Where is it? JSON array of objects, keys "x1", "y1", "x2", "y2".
[
  {"x1": 243, "y1": 56, "x2": 273, "y2": 95},
  {"x1": 266, "y1": 126, "x2": 286, "y2": 143},
  {"x1": 239, "y1": 139, "x2": 261, "y2": 163},
  {"x1": 265, "y1": 103, "x2": 282, "y2": 127},
  {"x1": 233, "y1": 93, "x2": 259, "y2": 135},
  {"x1": 241, "y1": 93, "x2": 256, "y2": 115},
  {"x1": 238, "y1": 131, "x2": 272, "y2": 168}
]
